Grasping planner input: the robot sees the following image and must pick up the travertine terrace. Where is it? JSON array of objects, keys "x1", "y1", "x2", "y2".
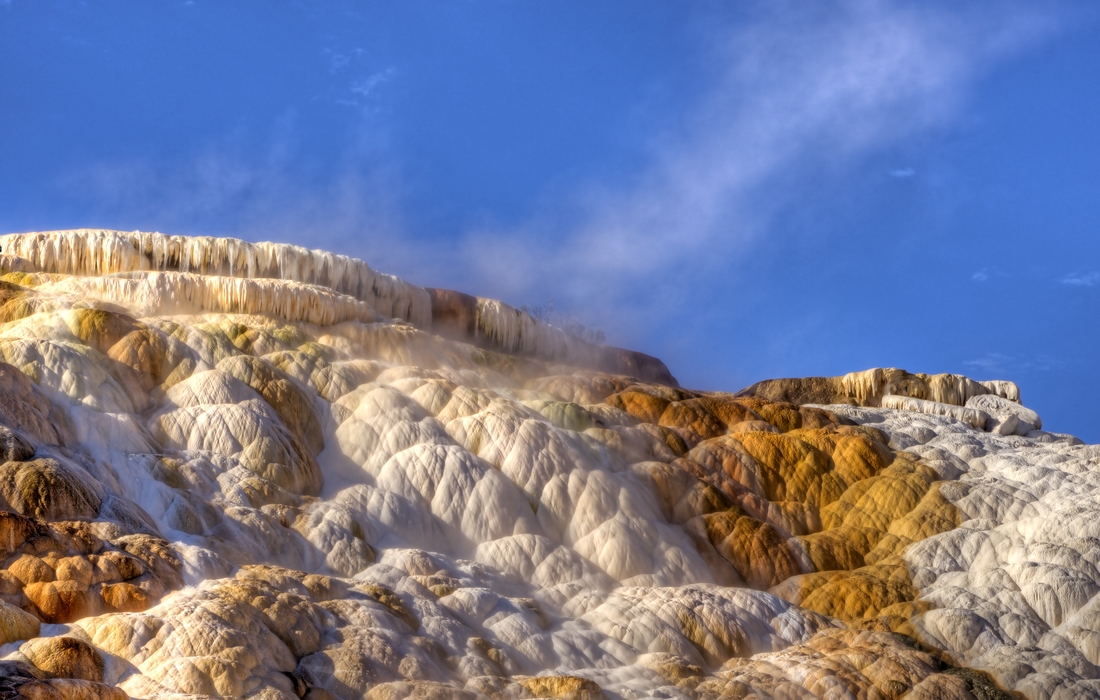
[{"x1": 0, "y1": 229, "x2": 1094, "y2": 700}]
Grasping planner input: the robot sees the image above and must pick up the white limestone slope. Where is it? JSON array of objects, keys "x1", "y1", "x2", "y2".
[
  {"x1": 0, "y1": 228, "x2": 1089, "y2": 700},
  {"x1": 0, "y1": 230, "x2": 672, "y2": 382},
  {"x1": 0, "y1": 229, "x2": 430, "y2": 326},
  {"x1": 826, "y1": 404, "x2": 1099, "y2": 699}
]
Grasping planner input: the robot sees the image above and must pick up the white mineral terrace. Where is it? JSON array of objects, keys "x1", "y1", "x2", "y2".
[
  {"x1": 0, "y1": 229, "x2": 1091, "y2": 700},
  {"x1": 0, "y1": 230, "x2": 660, "y2": 378}
]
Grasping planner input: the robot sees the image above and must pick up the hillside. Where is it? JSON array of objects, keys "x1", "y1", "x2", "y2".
[{"x1": 0, "y1": 229, "x2": 1093, "y2": 700}]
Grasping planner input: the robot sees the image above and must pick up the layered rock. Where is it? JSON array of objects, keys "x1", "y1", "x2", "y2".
[
  {"x1": 0, "y1": 229, "x2": 1086, "y2": 700},
  {"x1": 0, "y1": 231, "x2": 672, "y2": 384}
]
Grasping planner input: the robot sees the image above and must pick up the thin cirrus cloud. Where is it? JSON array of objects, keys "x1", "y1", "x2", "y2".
[
  {"x1": 451, "y1": 0, "x2": 1076, "y2": 316},
  {"x1": 971, "y1": 267, "x2": 1008, "y2": 282},
  {"x1": 1061, "y1": 271, "x2": 1100, "y2": 287},
  {"x1": 965, "y1": 352, "x2": 1065, "y2": 374}
]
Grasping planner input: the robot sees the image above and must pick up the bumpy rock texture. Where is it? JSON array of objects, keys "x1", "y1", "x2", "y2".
[{"x1": 0, "y1": 229, "x2": 1089, "y2": 700}]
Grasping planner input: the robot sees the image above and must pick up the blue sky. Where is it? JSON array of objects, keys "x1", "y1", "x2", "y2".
[{"x1": 2, "y1": 1, "x2": 1099, "y2": 440}]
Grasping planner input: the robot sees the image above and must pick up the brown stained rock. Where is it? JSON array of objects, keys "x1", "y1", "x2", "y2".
[
  {"x1": 799, "y1": 405, "x2": 844, "y2": 429},
  {"x1": 0, "y1": 459, "x2": 103, "y2": 521},
  {"x1": 0, "y1": 280, "x2": 41, "y2": 323},
  {"x1": 727, "y1": 420, "x2": 779, "y2": 435},
  {"x1": 364, "y1": 680, "x2": 482, "y2": 700},
  {"x1": 518, "y1": 675, "x2": 606, "y2": 700},
  {"x1": 7, "y1": 554, "x2": 55, "y2": 585},
  {"x1": 729, "y1": 432, "x2": 841, "y2": 508},
  {"x1": 0, "y1": 599, "x2": 40, "y2": 644},
  {"x1": 800, "y1": 568, "x2": 918, "y2": 621},
  {"x1": 693, "y1": 396, "x2": 763, "y2": 428},
  {"x1": 636, "y1": 652, "x2": 704, "y2": 682},
  {"x1": 217, "y1": 354, "x2": 325, "y2": 456},
  {"x1": 633, "y1": 461, "x2": 732, "y2": 526},
  {"x1": 87, "y1": 556, "x2": 120, "y2": 586},
  {"x1": 107, "y1": 326, "x2": 177, "y2": 392},
  {"x1": 732, "y1": 397, "x2": 804, "y2": 432},
  {"x1": 467, "y1": 636, "x2": 509, "y2": 675},
  {"x1": 93, "y1": 551, "x2": 144, "y2": 581},
  {"x1": 822, "y1": 471, "x2": 932, "y2": 533},
  {"x1": 526, "y1": 374, "x2": 636, "y2": 405},
  {"x1": 217, "y1": 578, "x2": 324, "y2": 658},
  {"x1": 311, "y1": 360, "x2": 383, "y2": 403},
  {"x1": 712, "y1": 628, "x2": 951, "y2": 700},
  {"x1": 659, "y1": 401, "x2": 726, "y2": 441},
  {"x1": 736, "y1": 376, "x2": 847, "y2": 406},
  {"x1": 863, "y1": 483, "x2": 963, "y2": 565},
  {"x1": 0, "y1": 362, "x2": 68, "y2": 446},
  {"x1": 0, "y1": 570, "x2": 23, "y2": 596},
  {"x1": 23, "y1": 581, "x2": 94, "y2": 624},
  {"x1": 790, "y1": 429, "x2": 891, "y2": 488},
  {"x1": 737, "y1": 369, "x2": 1004, "y2": 410},
  {"x1": 19, "y1": 635, "x2": 105, "y2": 682},
  {"x1": 0, "y1": 427, "x2": 36, "y2": 463},
  {"x1": 672, "y1": 402, "x2": 965, "y2": 609},
  {"x1": 684, "y1": 438, "x2": 768, "y2": 498},
  {"x1": 13, "y1": 678, "x2": 128, "y2": 700},
  {"x1": 100, "y1": 582, "x2": 153, "y2": 613},
  {"x1": 64, "y1": 308, "x2": 141, "y2": 356},
  {"x1": 53, "y1": 557, "x2": 92, "y2": 587},
  {"x1": 796, "y1": 526, "x2": 878, "y2": 572},
  {"x1": 356, "y1": 583, "x2": 420, "y2": 632},
  {"x1": 46, "y1": 522, "x2": 104, "y2": 556},
  {"x1": 426, "y1": 288, "x2": 479, "y2": 341},
  {"x1": 301, "y1": 573, "x2": 350, "y2": 602},
  {"x1": 0, "y1": 511, "x2": 45, "y2": 556},
  {"x1": 693, "y1": 425, "x2": 897, "y2": 519},
  {"x1": 112, "y1": 535, "x2": 182, "y2": 591},
  {"x1": 605, "y1": 391, "x2": 670, "y2": 424},
  {"x1": 64, "y1": 309, "x2": 152, "y2": 411},
  {"x1": 633, "y1": 423, "x2": 688, "y2": 457},
  {"x1": 235, "y1": 565, "x2": 340, "y2": 600},
  {"x1": 770, "y1": 561, "x2": 918, "y2": 622},
  {"x1": 704, "y1": 510, "x2": 809, "y2": 589}
]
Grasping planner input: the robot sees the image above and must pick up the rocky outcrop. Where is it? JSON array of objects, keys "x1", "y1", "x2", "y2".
[
  {"x1": 738, "y1": 367, "x2": 1020, "y2": 407},
  {"x1": 0, "y1": 229, "x2": 1085, "y2": 699},
  {"x1": 428, "y1": 287, "x2": 677, "y2": 386},
  {"x1": 0, "y1": 231, "x2": 675, "y2": 383}
]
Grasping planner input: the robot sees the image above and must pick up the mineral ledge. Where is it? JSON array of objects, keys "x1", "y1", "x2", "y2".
[{"x1": 0, "y1": 229, "x2": 1091, "y2": 700}]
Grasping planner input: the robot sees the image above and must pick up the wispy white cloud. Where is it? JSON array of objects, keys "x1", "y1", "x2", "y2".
[
  {"x1": 447, "y1": 0, "x2": 1077, "y2": 322},
  {"x1": 1061, "y1": 271, "x2": 1100, "y2": 287},
  {"x1": 964, "y1": 353, "x2": 1012, "y2": 373},
  {"x1": 344, "y1": 68, "x2": 396, "y2": 104},
  {"x1": 971, "y1": 267, "x2": 1008, "y2": 282},
  {"x1": 964, "y1": 352, "x2": 1064, "y2": 375},
  {"x1": 44, "y1": 1, "x2": 1083, "y2": 343},
  {"x1": 890, "y1": 167, "x2": 916, "y2": 178},
  {"x1": 324, "y1": 47, "x2": 365, "y2": 73}
]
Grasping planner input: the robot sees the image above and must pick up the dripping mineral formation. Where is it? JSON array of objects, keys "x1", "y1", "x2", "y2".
[{"x1": 0, "y1": 229, "x2": 1092, "y2": 700}]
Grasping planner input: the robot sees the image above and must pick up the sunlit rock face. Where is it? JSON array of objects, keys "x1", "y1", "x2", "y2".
[{"x1": 0, "y1": 229, "x2": 1090, "y2": 699}]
